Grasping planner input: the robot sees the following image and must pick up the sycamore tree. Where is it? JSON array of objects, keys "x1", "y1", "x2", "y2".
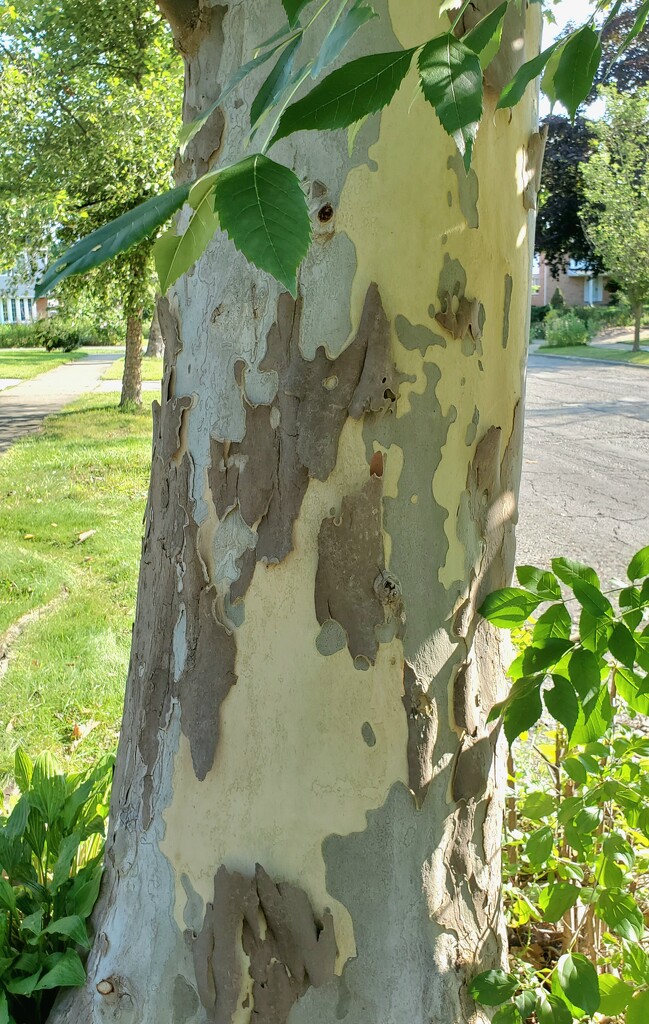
[
  {"x1": 0, "y1": 0, "x2": 181, "y2": 405},
  {"x1": 11, "y1": 1, "x2": 640, "y2": 1022},
  {"x1": 582, "y1": 86, "x2": 649, "y2": 351}
]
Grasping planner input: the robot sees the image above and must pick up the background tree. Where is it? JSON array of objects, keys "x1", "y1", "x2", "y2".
[
  {"x1": 582, "y1": 86, "x2": 649, "y2": 351},
  {"x1": 0, "y1": 0, "x2": 181, "y2": 405}
]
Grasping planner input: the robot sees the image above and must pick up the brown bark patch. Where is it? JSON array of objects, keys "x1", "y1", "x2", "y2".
[
  {"x1": 431, "y1": 254, "x2": 485, "y2": 353},
  {"x1": 401, "y1": 664, "x2": 436, "y2": 806},
  {"x1": 315, "y1": 472, "x2": 403, "y2": 665},
  {"x1": 193, "y1": 864, "x2": 336, "y2": 1024}
]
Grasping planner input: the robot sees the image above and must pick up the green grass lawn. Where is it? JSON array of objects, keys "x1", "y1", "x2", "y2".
[
  {"x1": 538, "y1": 345, "x2": 649, "y2": 366},
  {"x1": 102, "y1": 354, "x2": 163, "y2": 382},
  {"x1": 0, "y1": 393, "x2": 153, "y2": 779},
  {"x1": 0, "y1": 349, "x2": 86, "y2": 381}
]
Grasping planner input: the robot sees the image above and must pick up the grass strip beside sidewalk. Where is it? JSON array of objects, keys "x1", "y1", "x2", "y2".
[
  {"x1": 538, "y1": 344, "x2": 649, "y2": 366},
  {"x1": 102, "y1": 355, "x2": 163, "y2": 382},
  {"x1": 0, "y1": 393, "x2": 153, "y2": 779},
  {"x1": 0, "y1": 349, "x2": 87, "y2": 381}
]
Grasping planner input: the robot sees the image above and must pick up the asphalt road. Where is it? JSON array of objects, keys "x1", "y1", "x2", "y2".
[{"x1": 516, "y1": 354, "x2": 649, "y2": 588}]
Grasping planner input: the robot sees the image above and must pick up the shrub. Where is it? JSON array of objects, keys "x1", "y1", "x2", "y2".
[
  {"x1": 34, "y1": 319, "x2": 85, "y2": 353},
  {"x1": 544, "y1": 309, "x2": 589, "y2": 347},
  {"x1": 0, "y1": 324, "x2": 42, "y2": 350},
  {"x1": 0, "y1": 750, "x2": 113, "y2": 1024},
  {"x1": 530, "y1": 305, "x2": 550, "y2": 325},
  {"x1": 550, "y1": 287, "x2": 565, "y2": 310}
]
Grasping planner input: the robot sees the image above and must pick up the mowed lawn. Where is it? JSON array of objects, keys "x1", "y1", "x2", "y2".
[
  {"x1": 0, "y1": 348, "x2": 87, "y2": 380},
  {"x1": 102, "y1": 354, "x2": 163, "y2": 381},
  {"x1": 539, "y1": 344, "x2": 649, "y2": 366},
  {"x1": 0, "y1": 393, "x2": 154, "y2": 779}
]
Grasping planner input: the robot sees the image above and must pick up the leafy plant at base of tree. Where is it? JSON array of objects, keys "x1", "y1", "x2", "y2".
[
  {"x1": 471, "y1": 545, "x2": 649, "y2": 1023},
  {"x1": 34, "y1": 0, "x2": 646, "y2": 299},
  {"x1": 0, "y1": 750, "x2": 114, "y2": 1024},
  {"x1": 543, "y1": 310, "x2": 590, "y2": 348}
]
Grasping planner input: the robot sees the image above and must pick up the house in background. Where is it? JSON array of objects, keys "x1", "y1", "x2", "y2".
[
  {"x1": 0, "y1": 271, "x2": 47, "y2": 324},
  {"x1": 531, "y1": 253, "x2": 611, "y2": 307}
]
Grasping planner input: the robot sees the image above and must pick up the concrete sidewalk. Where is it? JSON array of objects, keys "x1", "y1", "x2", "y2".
[{"x1": 0, "y1": 352, "x2": 120, "y2": 454}]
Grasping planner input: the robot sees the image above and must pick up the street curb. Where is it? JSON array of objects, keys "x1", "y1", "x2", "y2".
[{"x1": 534, "y1": 351, "x2": 649, "y2": 371}]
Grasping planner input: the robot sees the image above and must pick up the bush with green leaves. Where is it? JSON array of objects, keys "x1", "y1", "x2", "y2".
[
  {"x1": 471, "y1": 546, "x2": 649, "y2": 1023},
  {"x1": 0, "y1": 325, "x2": 42, "y2": 350},
  {"x1": 0, "y1": 750, "x2": 113, "y2": 1024},
  {"x1": 551, "y1": 288, "x2": 566, "y2": 311},
  {"x1": 544, "y1": 310, "x2": 590, "y2": 348}
]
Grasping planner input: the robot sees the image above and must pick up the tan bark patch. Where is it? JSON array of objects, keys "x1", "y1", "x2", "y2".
[{"x1": 194, "y1": 864, "x2": 336, "y2": 1023}]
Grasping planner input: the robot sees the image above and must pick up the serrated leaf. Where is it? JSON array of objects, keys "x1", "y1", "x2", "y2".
[
  {"x1": 251, "y1": 35, "x2": 303, "y2": 130},
  {"x1": 497, "y1": 42, "x2": 558, "y2": 109},
  {"x1": 553, "y1": 26, "x2": 601, "y2": 120},
  {"x1": 544, "y1": 675, "x2": 579, "y2": 738},
  {"x1": 516, "y1": 566, "x2": 561, "y2": 601},
  {"x1": 557, "y1": 953, "x2": 599, "y2": 1015},
  {"x1": 418, "y1": 34, "x2": 482, "y2": 169},
  {"x1": 628, "y1": 545, "x2": 649, "y2": 582},
  {"x1": 538, "y1": 882, "x2": 580, "y2": 923},
  {"x1": 214, "y1": 155, "x2": 310, "y2": 296},
  {"x1": 627, "y1": 989, "x2": 649, "y2": 1024},
  {"x1": 479, "y1": 588, "x2": 541, "y2": 627},
  {"x1": 534, "y1": 604, "x2": 572, "y2": 642},
  {"x1": 571, "y1": 686, "x2": 612, "y2": 746},
  {"x1": 609, "y1": 623, "x2": 637, "y2": 669},
  {"x1": 580, "y1": 608, "x2": 611, "y2": 655},
  {"x1": 503, "y1": 678, "x2": 543, "y2": 744},
  {"x1": 34, "y1": 948, "x2": 86, "y2": 991},
  {"x1": 597, "y1": 889, "x2": 644, "y2": 941},
  {"x1": 522, "y1": 640, "x2": 572, "y2": 674},
  {"x1": 282, "y1": 0, "x2": 309, "y2": 27},
  {"x1": 154, "y1": 173, "x2": 219, "y2": 293},
  {"x1": 313, "y1": 1, "x2": 377, "y2": 78},
  {"x1": 272, "y1": 48, "x2": 415, "y2": 143},
  {"x1": 463, "y1": 3, "x2": 508, "y2": 65},
  {"x1": 568, "y1": 648, "x2": 601, "y2": 707},
  {"x1": 573, "y1": 578, "x2": 613, "y2": 619},
  {"x1": 35, "y1": 185, "x2": 191, "y2": 297},
  {"x1": 552, "y1": 557, "x2": 599, "y2": 589},
  {"x1": 179, "y1": 36, "x2": 300, "y2": 154},
  {"x1": 469, "y1": 969, "x2": 518, "y2": 1006},
  {"x1": 615, "y1": 666, "x2": 649, "y2": 716},
  {"x1": 540, "y1": 40, "x2": 565, "y2": 107}
]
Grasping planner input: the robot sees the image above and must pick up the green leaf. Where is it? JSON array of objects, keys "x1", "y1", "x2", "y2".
[
  {"x1": 603, "y1": 835, "x2": 635, "y2": 869},
  {"x1": 540, "y1": 41, "x2": 565, "y2": 108},
  {"x1": 214, "y1": 154, "x2": 311, "y2": 297},
  {"x1": 417, "y1": 34, "x2": 482, "y2": 169},
  {"x1": 568, "y1": 648, "x2": 601, "y2": 706},
  {"x1": 552, "y1": 26, "x2": 601, "y2": 120},
  {"x1": 616, "y1": 0, "x2": 649, "y2": 58},
  {"x1": 534, "y1": 604, "x2": 572, "y2": 642},
  {"x1": 526, "y1": 825, "x2": 554, "y2": 866},
  {"x1": 282, "y1": 0, "x2": 309, "y2": 27},
  {"x1": 313, "y1": 1, "x2": 377, "y2": 78},
  {"x1": 35, "y1": 185, "x2": 192, "y2": 298},
  {"x1": 627, "y1": 989, "x2": 649, "y2": 1024},
  {"x1": 0, "y1": 990, "x2": 9, "y2": 1024},
  {"x1": 272, "y1": 48, "x2": 416, "y2": 143},
  {"x1": 468, "y1": 969, "x2": 518, "y2": 1006},
  {"x1": 515, "y1": 990, "x2": 537, "y2": 1020},
  {"x1": 479, "y1": 588, "x2": 541, "y2": 627},
  {"x1": 6, "y1": 971, "x2": 41, "y2": 997},
  {"x1": 571, "y1": 687, "x2": 613, "y2": 746},
  {"x1": 497, "y1": 43, "x2": 558, "y2": 110},
  {"x1": 51, "y1": 831, "x2": 83, "y2": 892},
  {"x1": 580, "y1": 608, "x2": 610, "y2": 656},
  {"x1": 251, "y1": 36, "x2": 303, "y2": 130},
  {"x1": 521, "y1": 791, "x2": 555, "y2": 821},
  {"x1": 552, "y1": 557, "x2": 599, "y2": 589},
  {"x1": 536, "y1": 991, "x2": 572, "y2": 1024},
  {"x1": 42, "y1": 915, "x2": 90, "y2": 949},
  {"x1": 557, "y1": 953, "x2": 600, "y2": 1015},
  {"x1": 13, "y1": 748, "x2": 33, "y2": 794},
  {"x1": 65, "y1": 865, "x2": 103, "y2": 920},
  {"x1": 4, "y1": 796, "x2": 29, "y2": 840},
  {"x1": 624, "y1": 943, "x2": 649, "y2": 985},
  {"x1": 503, "y1": 678, "x2": 543, "y2": 744},
  {"x1": 0, "y1": 878, "x2": 16, "y2": 912},
  {"x1": 492, "y1": 1004, "x2": 521, "y2": 1024},
  {"x1": 544, "y1": 675, "x2": 579, "y2": 738},
  {"x1": 573, "y1": 579, "x2": 613, "y2": 619},
  {"x1": 563, "y1": 756, "x2": 588, "y2": 786},
  {"x1": 609, "y1": 623, "x2": 637, "y2": 669},
  {"x1": 522, "y1": 640, "x2": 572, "y2": 674},
  {"x1": 615, "y1": 667, "x2": 649, "y2": 716},
  {"x1": 154, "y1": 173, "x2": 219, "y2": 294},
  {"x1": 463, "y1": 3, "x2": 508, "y2": 64},
  {"x1": 628, "y1": 545, "x2": 649, "y2": 582},
  {"x1": 597, "y1": 889, "x2": 645, "y2": 941},
  {"x1": 538, "y1": 882, "x2": 580, "y2": 923},
  {"x1": 515, "y1": 567, "x2": 561, "y2": 601},
  {"x1": 34, "y1": 948, "x2": 86, "y2": 991}
]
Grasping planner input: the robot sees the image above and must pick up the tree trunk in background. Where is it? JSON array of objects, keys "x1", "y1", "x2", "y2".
[
  {"x1": 634, "y1": 301, "x2": 642, "y2": 352},
  {"x1": 52, "y1": 2, "x2": 543, "y2": 1022},
  {"x1": 120, "y1": 312, "x2": 143, "y2": 407},
  {"x1": 145, "y1": 299, "x2": 164, "y2": 358}
]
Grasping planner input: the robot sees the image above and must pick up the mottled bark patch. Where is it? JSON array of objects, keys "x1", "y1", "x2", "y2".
[
  {"x1": 315, "y1": 465, "x2": 404, "y2": 666},
  {"x1": 431, "y1": 254, "x2": 485, "y2": 354},
  {"x1": 215, "y1": 285, "x2": 409, "y2": 606},
  {"x1": 401, "y1": 664, "x2": 436, "y2": 806},
  {"x1": 395, "y1": 315, "x2": 446, "y2": 353},
  {"x1": 502, "y1": 275, "x2": 514, "y2": 349},
  {"x1": 447, "y1": 151, "x2": 479, "y2": 229},
  {"x1": 193, "y1": 864, "x2": 336, "y2": 1024},
  {"x1": 522, "y1": 128, "x2": 548, "y2": 212}
]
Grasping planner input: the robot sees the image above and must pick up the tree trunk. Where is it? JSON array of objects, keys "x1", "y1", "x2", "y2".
[
  {"x1": 145, "y1": 298, "x2": 164, "y2": 358},
  {"x1": 52, "y1": 3, "x2": 542, "y2": 1022},
  {"x1": 633, "y1": 301, "x2": 642, "y2": 352},
  {"x1": 120, "y1": 311, "x2": 143, "y2": 406}
]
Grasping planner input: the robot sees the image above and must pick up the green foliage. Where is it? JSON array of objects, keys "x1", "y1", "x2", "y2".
[
  {"x1": 543, "y1": 311, "x2": 589, "y2": 348},
  {"x1": 472, "y1": 546, "x2": 649, "y2": 1023},
  {"x1": 0, "y1": 750, "x2": 113, "y2": 1024},
  {"x1": 550, "y1": 288, "x2": 566, "y2": 311},
  {"x1": 0, "y1": 325, "x2": 42, "y2": 350}
]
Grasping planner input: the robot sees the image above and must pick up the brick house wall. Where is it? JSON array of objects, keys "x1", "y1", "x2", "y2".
[{"x1": 531, "y1": 253, "x2": 609, "y2": 307}]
